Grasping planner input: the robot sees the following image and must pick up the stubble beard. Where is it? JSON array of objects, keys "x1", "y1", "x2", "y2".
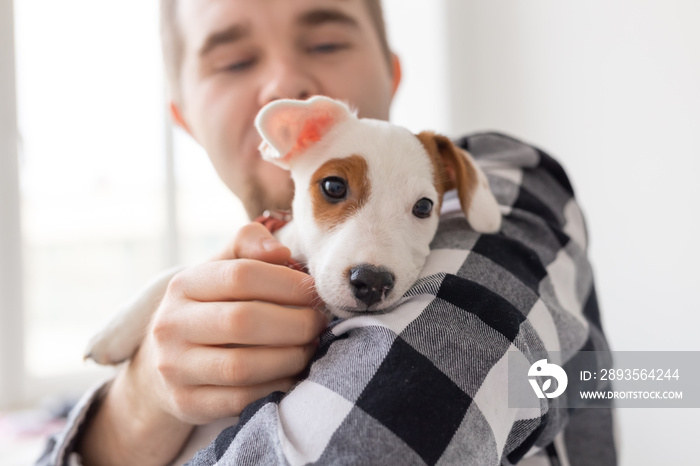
[{"x1": 241, "y1": 177, "x2": 295, "y2": 220}]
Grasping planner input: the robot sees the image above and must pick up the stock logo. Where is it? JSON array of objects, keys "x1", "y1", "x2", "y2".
[{"x1": 528, "y1": 359, "x2": 568, "y2": 399}]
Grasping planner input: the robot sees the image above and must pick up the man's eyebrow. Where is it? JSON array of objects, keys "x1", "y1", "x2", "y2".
[
  {"x1": 297, "y1": 8, "x2": 359, "y2": 29},
  {"x1": 199, "y1": 24, "x2": 250, "y2": 57}
]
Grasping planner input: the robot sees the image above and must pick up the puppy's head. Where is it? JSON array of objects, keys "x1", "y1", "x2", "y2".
[{"x1": 256, "y1": 96, "x2": 501, "y2": 317}]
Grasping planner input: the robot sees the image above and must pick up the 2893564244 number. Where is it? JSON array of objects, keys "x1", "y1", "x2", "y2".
[{"x1": 599, "y1": 368, "x2": 680, "y2": 381}]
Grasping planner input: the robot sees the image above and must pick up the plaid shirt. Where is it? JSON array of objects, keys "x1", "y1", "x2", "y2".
[{"x1": 37, "y1": 132, "x2": 616, "y2": 466}]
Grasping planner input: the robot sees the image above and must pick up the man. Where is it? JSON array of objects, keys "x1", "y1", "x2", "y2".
[{"x1": 39, "y1": 0, "x2": 616, "y2": 465}]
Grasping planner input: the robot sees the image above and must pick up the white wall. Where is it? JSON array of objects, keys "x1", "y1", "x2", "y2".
[
  {"x1": 0, "y1": 0, "x2": 25, "y2": 408},
  {"x1": 385, "y1": 1, "x2": 699, "y2": 464},
  {"x1": 383, "y1": 0, "x2": 449, "y2": 134}
]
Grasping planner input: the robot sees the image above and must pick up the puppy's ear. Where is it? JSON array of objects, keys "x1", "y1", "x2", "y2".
[
  {"x1": 255, "y1": 96, "x2": 354, "y2": 170},
  {"x1": 417, "y1": 132, "x2": 502, "y2": 233}
]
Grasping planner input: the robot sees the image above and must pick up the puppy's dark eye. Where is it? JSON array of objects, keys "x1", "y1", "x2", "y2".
[
  {"x1": 412, "y1": 198, "x2": 433, "y2": 218},
  {"x1": 320, "y1": 177, "x2": 348, "y2": 202}
]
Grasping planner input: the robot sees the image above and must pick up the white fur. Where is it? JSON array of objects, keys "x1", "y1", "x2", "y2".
[
  {"x1": 279, "y1": 117, "x2": 441, "y2": 317},
  {"x1": 464, "y1": 150, "x2": 503, "y2": 233},
  {"x1": 255, "y1": 96, "x2": 354, "y2": 168},
  {"x1": 84, "y1": 266, "x2": 183, "y2": 364}
]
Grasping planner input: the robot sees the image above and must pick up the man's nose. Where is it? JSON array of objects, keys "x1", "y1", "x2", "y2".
[{"x1": 258, "y1": 61, "x2": 319, "y2": 104}]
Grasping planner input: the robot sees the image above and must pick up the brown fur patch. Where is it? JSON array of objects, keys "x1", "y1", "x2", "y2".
[
  {"x1": 309, "y1": 155, "x2": 371, "y2": 231},
  {"x1": 415, "y1": 131, "x2": 478, "y2": 217}
]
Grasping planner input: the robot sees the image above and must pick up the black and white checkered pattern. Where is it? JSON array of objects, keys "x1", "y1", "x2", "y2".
[
  {"x1": 183, "y1": 133, "x2": 616, "y2": 466},
  {"x1": 36, "y1": 132, "x2": 616, "y2": 466}
]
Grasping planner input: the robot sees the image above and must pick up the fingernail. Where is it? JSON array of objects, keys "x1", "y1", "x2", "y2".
[{"x1": 262, "y1": 238, "x2": 282, "y2": 251}]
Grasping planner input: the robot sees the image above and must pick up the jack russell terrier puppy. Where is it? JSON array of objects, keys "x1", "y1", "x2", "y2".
[{"x1": 86, "y1": 96, "x2": 501, "y2": 365}]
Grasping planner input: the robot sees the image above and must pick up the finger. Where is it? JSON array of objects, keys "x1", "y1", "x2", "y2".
[
  {"x1": 173, "y1": 377, "x2": 299, "y2": 424},
  {"x1": 170, "y1": 259, "x2": 318, "y2": 306},
  {"x1": 183, "y1": 301, "x2": 327, "y2": 346},
  {"x1": 212, "y1": 222, "x2": 291, "y2": 264},
  {"x1": 177, "y1": 343, "x2": 317, "y2": 387}
]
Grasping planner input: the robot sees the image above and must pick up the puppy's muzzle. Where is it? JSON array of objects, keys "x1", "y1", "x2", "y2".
[{"x1": 349, "y1": 264, "x2": 395, "y2": 308}]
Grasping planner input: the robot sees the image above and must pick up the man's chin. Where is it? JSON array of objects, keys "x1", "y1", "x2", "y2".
[{"x1": 240, "y1": 184, "x2": 293, "y2": 220}]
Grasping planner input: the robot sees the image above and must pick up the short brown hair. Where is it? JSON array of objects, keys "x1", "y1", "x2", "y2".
[{"x1": 160, "y1": 0, "x2": 392, "y2": 104}]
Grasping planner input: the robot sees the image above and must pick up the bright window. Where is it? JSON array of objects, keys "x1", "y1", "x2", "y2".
[{"x1": 5, "y1": 0, "x2": 248, "y2": 405}]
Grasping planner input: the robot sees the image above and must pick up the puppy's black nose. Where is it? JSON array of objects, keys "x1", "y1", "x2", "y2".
[{"x1": 349, "y1": 264, "x2": 395, "y2": 308}]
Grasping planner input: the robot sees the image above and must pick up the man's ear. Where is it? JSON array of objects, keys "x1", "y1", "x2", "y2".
[
  {"x1": 255, "y1": 96, "x2": 354, "y2": 170},
  {"x1": 169, "y1": 102, "x2": 191, "y2": 134},
  {"x1": 390, "y1": 53, "x2": 402, "y2": 98}
]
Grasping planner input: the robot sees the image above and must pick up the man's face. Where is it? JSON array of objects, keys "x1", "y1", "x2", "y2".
[{"x1": 175, "y1": 0, "x2": 398, "y2": 218}]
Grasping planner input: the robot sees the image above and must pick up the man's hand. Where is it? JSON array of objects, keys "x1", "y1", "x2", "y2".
[{"x1": 78, "y1": 223, "x2": 327, "y2": 466}]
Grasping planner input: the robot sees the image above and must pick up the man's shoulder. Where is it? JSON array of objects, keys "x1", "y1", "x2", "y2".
[
  {"x1": 454, "y1": 131, "x2": 575, "y2": 198},
  {"x1": 454, "y1": 131, "x2": 540, "y2": 158}
]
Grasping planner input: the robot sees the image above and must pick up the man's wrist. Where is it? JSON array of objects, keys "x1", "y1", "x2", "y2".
[{"x1": 76, "y1": 362, "x2": 193, "y2": 466}]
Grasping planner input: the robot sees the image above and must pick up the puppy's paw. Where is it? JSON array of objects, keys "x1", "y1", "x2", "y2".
[
  {"x1": 84, "y1": 265, "x2": 184, "y2": 366},
  {"x1": 84, "y1": 319, "x2": 144, "y2": 365}
]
